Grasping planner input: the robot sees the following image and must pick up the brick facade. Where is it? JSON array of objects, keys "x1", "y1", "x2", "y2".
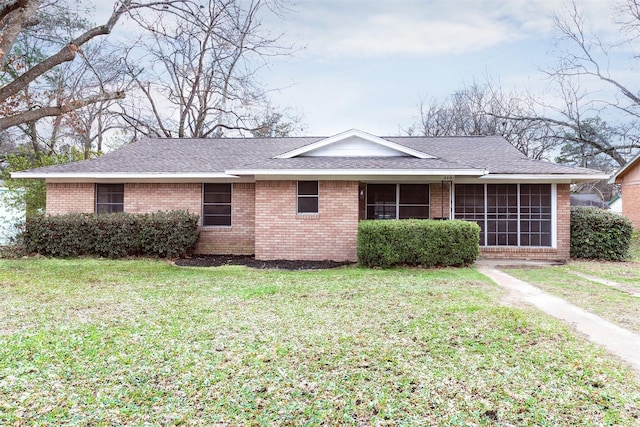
[
  {"x1": 47, "y1": 183, "x2": 95, "y2": 214},
  {"x1": 428, "y1": 182, "x2": 452, "y2": 219},
  {"x1": 124, "y1": 183, "x2": 200, "y2": 213},
  {"x1": 45, "y1": 182, "x2": 256, "y2": 255},
  {"x1": 196, "y1": 183, "x2": 255, "y2": 255},
  {"x1": 616, "y1": 161, "x2": 640, "y2": 229},
  {"x1": 621, "y1": 184, "x2": 640, "y2": 229},
  {"x1": 45, "y1": 180, "x2": 573, "y2": 261},
  {"x1": 255, "y1": 180, "x2": 359, "y2": 261}
]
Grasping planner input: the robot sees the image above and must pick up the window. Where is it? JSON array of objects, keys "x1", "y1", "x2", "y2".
[
  {"x1": 486, "y1": 184, "x2": 518, "y2": 246},
  {"x1": 454, "y1": 183, "x2": 552, "y2": 247},
  {"x1": 203, "y1": 183, "x2": 231, "y2": 226},
  {"x1": 453, "y1": 183, "x2": 485, "y2": 238},
  {"x1": 366, "y1": 184, "x2": 429, "y2": 219},
  {"x1": 96, "y1": 184, "x2": 124, "y2": 213},
  {"x1": 297, "y1": 181, "x2": 319, "y2": 213},
  {"x1": 520, "y1": 184, "x2": 552, "y2": 246}
]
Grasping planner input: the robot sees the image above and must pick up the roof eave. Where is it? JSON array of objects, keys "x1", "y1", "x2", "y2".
[
  {"x1": 11, "y1": 172, "x2": 241, "y2": 182},
  {"x1": 480, "y1": 173, "x2": 610, "y2": 183}
]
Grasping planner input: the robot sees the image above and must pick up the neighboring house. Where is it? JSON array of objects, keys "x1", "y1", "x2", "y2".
[
  {"x1": 570, "y1": 193, "x2": 608, "y2": 209},
  {"x1": 609, "y1": 151, "x2": 640, "y2": 229},
  {"x1": 12, "y1": 129, "x2": 608, "y2": 261},
  {"x1": 608, "y1": 195, "x2": 622, "y2": 214},
  {"x1": 0, "y1": 180, "x2": 25, "y2": 245}
]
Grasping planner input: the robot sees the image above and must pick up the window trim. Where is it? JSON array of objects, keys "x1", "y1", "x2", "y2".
[
  {"x1": 297, "y1": 180, "x2": 319, "y2": 214},
  {"x1": 202, "y1": 183, "x2": 232, "y2": 227},
  {"x1": 95, "y1": 183, "x2": 124, "y2": 214},
  {"x1": 365, "y1": 183, "x2": 430, "y2": 220}
]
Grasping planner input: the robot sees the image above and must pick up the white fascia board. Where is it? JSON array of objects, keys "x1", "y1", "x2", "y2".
[
  {"x1": 11, "y1": 172, "x2": 240, "y2": 181},
  {"x1": 479, "y1": 173, "x2": 610, "y2": 183},
  {"x1": 274, "y1": 129, "x2": 434, "y2": 159},
  {"x1": 225, "y1": 168, "x2": 486, "y2": 176}
]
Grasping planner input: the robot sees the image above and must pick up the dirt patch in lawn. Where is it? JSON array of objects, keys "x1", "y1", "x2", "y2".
[{"x1": 175, "y1": 254, "x2": 354, "y2": 270}]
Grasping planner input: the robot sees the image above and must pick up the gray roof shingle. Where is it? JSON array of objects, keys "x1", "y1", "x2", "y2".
[{"x1": 17, "y1": 134, "x2": 604, "y2": 177}]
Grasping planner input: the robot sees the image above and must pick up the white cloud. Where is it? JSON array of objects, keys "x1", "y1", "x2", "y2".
[{"x1": 277, "y1": 0, "x2": 626, "y2": 59}]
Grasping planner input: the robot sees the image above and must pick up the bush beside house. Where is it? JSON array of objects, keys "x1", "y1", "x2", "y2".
[
  {"x1": 358, "y1": 219, "x2": 480, "y2": 268},
  {"x1": 570, "y1": 207, "x2": 633, "y2": 261},
  {"x1": 18, "y1": 211, "x2": 199, "y2": 258}
]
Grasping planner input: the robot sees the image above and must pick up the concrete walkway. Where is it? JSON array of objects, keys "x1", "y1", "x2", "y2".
[
  {"x1": 476, "y1": 262, "x2": 640, "y2": 376},
  {"x1": 569, "y1": 271, "x2": 640, "y2": 297}
]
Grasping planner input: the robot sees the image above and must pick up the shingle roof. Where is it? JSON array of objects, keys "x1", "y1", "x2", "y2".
[{"x1": 15, "y1": 134, "x2": 604, "y2": 177}]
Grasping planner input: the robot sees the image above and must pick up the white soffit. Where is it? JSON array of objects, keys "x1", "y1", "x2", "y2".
[{"x1": 274, "y1": 129, "x2": 434, "y2": 159}]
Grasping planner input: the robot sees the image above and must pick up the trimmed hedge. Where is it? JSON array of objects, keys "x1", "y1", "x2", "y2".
[
  {"x1": 570, "y1": 207, "x2": 633, "y2": 261},
  {"x1": 18, "y1": 210, "x2": 199, "y2": 258},
  {"x1": 357, "y1": 219, "x2": 480, "y2": 268}
]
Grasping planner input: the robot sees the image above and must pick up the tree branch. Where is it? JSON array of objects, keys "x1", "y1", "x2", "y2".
[{"x1": 0, "y1": 91, "x2": 125, "y2": 130}]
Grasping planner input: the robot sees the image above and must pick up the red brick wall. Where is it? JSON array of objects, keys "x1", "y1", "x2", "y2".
[
  {"x1": 47, "y1": 183, "x2": 95, "y2": 214},
  {"x1": 621, "y1": 183, "x2": 640, "y2": 229},
  {"x1": 196, "y1": 183, "x2": 255, "y2": 255},
  {"x1": 45, "y1": 180, "x2": 574, "y2": 261},
  {"x1": 45, "y1": 182, "x2": 255, "y2": 255},
  {"x1": 255, "y1": 180, "x2": 359, "y2": 261},
  {"x1": 429, "y1": 182, "x2": 451, "y2": 219},
  {"x1": 124, "y1": 183, "x2": 200, "y2": 213}
]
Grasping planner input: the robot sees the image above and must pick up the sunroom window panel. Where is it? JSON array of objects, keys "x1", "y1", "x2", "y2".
[
  {"x1": 455, "y1": 183, "x2": 553, "y2": 248},
  {"x1": 519, "y1": 184, "x2": 552, "y2": 247}
]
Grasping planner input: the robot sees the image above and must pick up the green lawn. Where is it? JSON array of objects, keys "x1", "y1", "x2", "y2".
[
  {"x1": 1, "y1": 259, "x2": 639, "y2": 425},
  {"x1": 506, "y1": 260, "x2": 640, "y2": 334}
]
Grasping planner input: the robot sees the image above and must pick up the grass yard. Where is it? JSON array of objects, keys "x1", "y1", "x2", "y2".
[
  {"x1": 1, "y1": 259, "x2": 639, "y2": 425},
  {"x1": 506, "y1": 260, "x2": 640, "y2": 335}
]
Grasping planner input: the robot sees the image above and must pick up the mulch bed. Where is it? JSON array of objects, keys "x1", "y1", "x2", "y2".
[{"x1": 174, "y1": 254, "x2": 354, "y2": 270}]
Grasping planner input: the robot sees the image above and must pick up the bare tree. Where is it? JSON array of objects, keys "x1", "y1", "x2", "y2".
[
  {"x1": 121, "y1": 0, "x2": 293, "y2": 138},
  {"x1": 0, "y1": 0, "x2": 187, "y2": 131},
  {"x1": 408, "y1": 82, "x2": 555, "y2": 160},
  {"x1": 487, "y1": 1, "x2": 640, "y2": 167}
]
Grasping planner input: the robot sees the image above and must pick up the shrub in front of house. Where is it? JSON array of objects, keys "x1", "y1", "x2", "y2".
[
  {"x1": 18, "y1": 210, "x2": 199, "y2": 258},
  {"x1": 570, "y1": 206, "x2": 633, "y2": 261},
  {"x1": 357, "y1": 219, "x2": 480, "y2": 268}
]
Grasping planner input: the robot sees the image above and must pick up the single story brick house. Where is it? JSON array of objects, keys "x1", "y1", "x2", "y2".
[
  {"x1": 13, "y1": 129, "x2": 607, "y2": 261},
  {"x1": 609, "y1": 151, "x2": 640, "y2": 229}
]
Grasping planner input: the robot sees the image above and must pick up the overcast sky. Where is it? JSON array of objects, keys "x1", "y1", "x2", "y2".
[{"x1": 256, "y1": 0, "x2": 623, "y2": 136}]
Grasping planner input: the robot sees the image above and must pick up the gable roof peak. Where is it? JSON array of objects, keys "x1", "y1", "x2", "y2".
[{"x1": 274, "y1": 128, "x2": 435, "y2": 159}]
